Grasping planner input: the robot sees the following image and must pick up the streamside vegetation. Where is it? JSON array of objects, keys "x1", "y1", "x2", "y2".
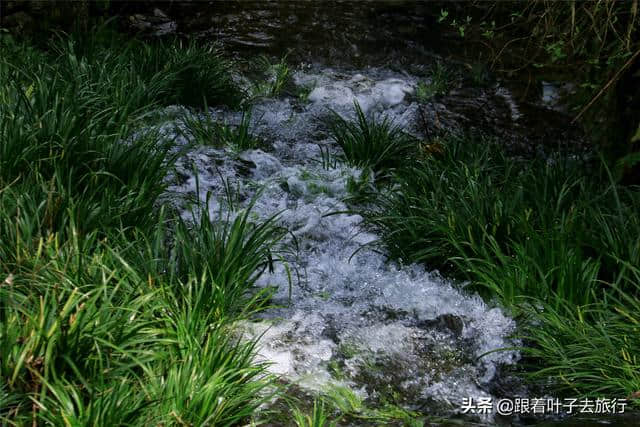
[
  {"x1": 435, "y1": 1, "x2": 640, "y2": 177},
  {"x1": 0, "y1": 27, "x2": 439, "y2": 427},
  {"x1": 0, "y1": 29, "x2": 287, "y2": 425},
  {"x1": 328, "y1": 106, "x2": 640, "y2": 404},
  {"x1": 250, "y1": 55, "x2": 292, "y2": 100},
  {"x1": 180, "y1": 109, "x2": 263, "y2": 151},
  {"x1": 2, "y1": 10, "x2": 638, "y2": 424},
  {"x1": 326, "y1": 102, "x2": 418, "y2": 175}
]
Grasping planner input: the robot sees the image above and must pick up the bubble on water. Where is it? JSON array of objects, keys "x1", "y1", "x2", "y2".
[{"x1": 161, "y1": 67, "x2": 521, "y2": 418}]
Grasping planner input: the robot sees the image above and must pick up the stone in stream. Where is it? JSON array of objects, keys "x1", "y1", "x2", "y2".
[{"x1": 416, "y1": 313, "x2": 466, "y2": 337}]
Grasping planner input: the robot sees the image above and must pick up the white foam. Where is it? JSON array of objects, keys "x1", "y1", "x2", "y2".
[
  {"x1": 496, "y1": 86, "x2": 522, "y2": 122},
  {"x1": 161, "y1": 67, "x2": 520, "y2": 416}
]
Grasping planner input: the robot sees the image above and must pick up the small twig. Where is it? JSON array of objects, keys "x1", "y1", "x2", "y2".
[
  {"x1": 433, "y1": 101, "x2": 441, "y2": 130},
  {"x1": 417, "y1": 104, "x2": 431, "y2": 140},
  {"x1": 572, "y1": 47, "x2": 640, "y2": 124},
  {"x1": 628, "y1": 0, "x2": 638, "y2": 50},
  {"x1": 491, "y1": 36, "x2": 531, "y2": 69}
]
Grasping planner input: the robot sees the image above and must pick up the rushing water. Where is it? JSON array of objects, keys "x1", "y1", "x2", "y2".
[
  {"x1": 130, "y1": 0, "x2": 586, "y2": 158},
  {"x1": 154, "y1": 67, "x2": 523, "y2": 424},
  {"x1": 128, "y1": 2, "x2": 620, "y2": 425}
]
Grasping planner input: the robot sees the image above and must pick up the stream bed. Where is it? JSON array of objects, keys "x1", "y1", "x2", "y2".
[
  {"x1": 153, "y1": 67, "x2": 530, "y2": 425},
  {"x1": 129, "y1": 2, "x2": 630, "y2": 425}
]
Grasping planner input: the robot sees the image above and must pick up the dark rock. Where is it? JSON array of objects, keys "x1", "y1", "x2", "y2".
[
  {"x1": 417, "y1": 313, "x2": 466, "y2": 337},
  {"x1": 236, "y1": 158, "x2": 256, "y2": 177},
  {"x1": 127, "y1": 10, "x2": 177, "y2": 36},
  {"x1": 2, "y1": 11, "x2": 35, "y2": 33},
  {"x1": 153, "y1": 8, "x2": 168, "y2": 19},
  {"x1": 321, "y1": 316, "x2": 340, "y2": 343}
]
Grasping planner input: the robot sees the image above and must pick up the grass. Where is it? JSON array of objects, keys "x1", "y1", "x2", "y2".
[
  {"x1": 322, "y1": 106, "x2": 638, "y2": 402},
  {"x1": 326, "y1": 101, "x2": 418, "y2": 175},
  {"x1": 251, "y1": 55, "x2": 292, "y2": 99},
  {"x1": 520, "y1": 277, "x2": 640, "y2": 398},
  {"x1": 296, "y1": 81, "x2": 317, "y2": 103},
  {"x1": 288, "y1": 386, "x2": 426, "y2": 426},
  {"x1": 292, "y1": 399, "x2": 337, "y2": 427},
  {"x1": 0, "y1": 28, "x2": 241, "y2": 237},
  {"x1": 180, "y1": 109, "x2": 262, "y2": 151},
  {"x1": 0, "y1": 28, "x2": 285, "y2": 425},
  {"x1": 366, "y1": 136, "x2": 638, "y2": 305},
  {"x1": 415, "y1": 61, "x2": 453, "y2": 102},
  {"x1": 3, "y1": 16, "x2": 638, "y2": 424},
  {"x1": 360, "y1": 133, "x2": 640, "y2": 401},
  {"x1": 215, "y1": 110, "x2": 263, "y2": 151},
  {"x1": 0, "y1": 225, "x2": 280, "y2": 425},
  {"x1": 169, "y1": 195, "x2": 288, "y2": 320},
  {"x1": 146, "y1": 320, "x2": 274, "y2": 426}
]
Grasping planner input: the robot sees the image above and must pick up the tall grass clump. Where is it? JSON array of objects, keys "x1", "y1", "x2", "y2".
[
  {"x1": 367, "y1": 136, "x2": 640, "y2": 306},
  {"x1": 0, "y1": 25, "x2": 245, "y2": 236},
  {"x1": 415, "y1": 61, "x2": 453, "y2": 102},
  {"x1": 1, "y1": 39, "x2": 176, "y2": 247},
  {"x1": 168, "y1": 197, "x2": 288, "y2": 320},
  {"x1": 364, "y1": 134, "x2": 640, "y2": 399},
  {"x1": 181, "y1": 109, "x2": 261, "y2": 151},
  {"x1": 251, "y1": 55, "x2": 292, "y2": 99},
  {"x1": 167, "y1": 41, "x2": 241, "y2": 107},
  {"x1": 326, "y1": 102, "x2": 418, "y2": 175},
  {"x1": 0, "y1": 28, "x2": 283, "y2": 424},
  {"x1": 520, "y1": 277, "x2": 640, "y2": 398},
  {"x1": 0, "y1": 230, "x2": 163, "y2": 425},
  {"x1": 0, "y1": 222, "x2": 279, "y2": 425},
  {"x1": 292, "y1": 399, "x2": 337, "y2": 427},
  {"x1": 55, "y1": 25, "x2": 242, "y2": 108}
]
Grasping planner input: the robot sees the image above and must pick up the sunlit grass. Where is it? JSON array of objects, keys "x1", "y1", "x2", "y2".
[
  {"x1": 0, "y1": 28, "x2": 284, "y2": 424},
  {"x1": 0, "y1": 223, "x2": 280, "y2": 424},
  {"x1": 362, "y1": 134, "x2": 640, "y2": 400},
  {"x1": 292, "y1": 399, "x2": 337, "y2": 427},
  {"x1": 287, "y1": 386, "x2": 426, "y2": 426}
]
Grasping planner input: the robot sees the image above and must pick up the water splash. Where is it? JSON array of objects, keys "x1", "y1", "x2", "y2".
[{"x1": 162, "y1": 66, "x2": 520, "y2": 419}]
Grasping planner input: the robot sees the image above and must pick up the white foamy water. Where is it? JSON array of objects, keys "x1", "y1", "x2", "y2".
[{"x1": 160, "y1": 67, "x2": 520, "y2": 417}]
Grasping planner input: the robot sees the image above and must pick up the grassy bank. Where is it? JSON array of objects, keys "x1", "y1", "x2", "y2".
[
  {"x1": 0, "y1": 30, "x2": 289, "y2": 425},
  {"x1": 3, "y1": 21, "x2": 638, "y2": 425},
  {"x1": 328, "y1": 106, "x2": 640, "y2": 402}
]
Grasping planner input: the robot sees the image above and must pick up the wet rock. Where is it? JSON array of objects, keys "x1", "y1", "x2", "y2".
[
  {"x1": 334, "y1": 323, "x2": 480, "y2": 412},
  {"x1": 2, "y1": 11, "x2": 35, "y2": 33},
  {"x1": 128, "y1": 10, "x2": 177, "y2": 36},
  {"x1": 236, "y1": 157, "x2": 256, "y2": 177},
  {"x1": 416, "y1": 313, "x2": 466, "y2": 337},
  {"x1": 239, "y1": 150, "x2": 282, "y2": 179},
  {"x1": 320, "y1": 318, "x2": 340, "y2": 343}
]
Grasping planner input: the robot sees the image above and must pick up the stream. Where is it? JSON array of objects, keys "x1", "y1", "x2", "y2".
[
  {"x1": 155, "y1": 68, "x2": 531, "y2": 425},
  {"x1": 131, "y1": 2, "x2": 631, "y2": 425}
]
